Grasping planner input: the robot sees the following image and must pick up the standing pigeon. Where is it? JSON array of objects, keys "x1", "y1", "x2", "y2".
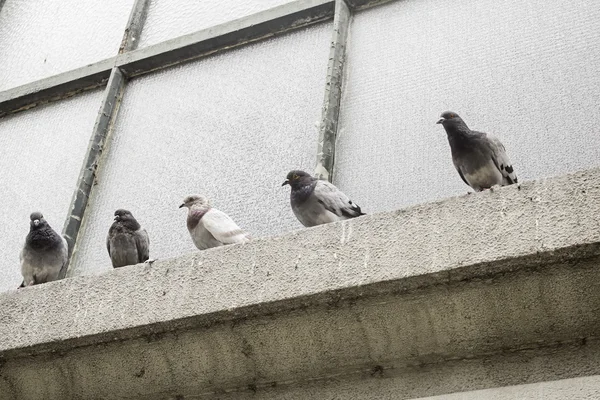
[
  {"x1": 179, "y1": 195, "x2": 250, "y2": 250},
  {"x1": 282, "y1": 170, "x2": 365, "y2": 227},
  {"x1": 20, "y1": 212, "x2": 68, "y2": 286},
  {"x1": 107, "y1": 209, "x2": 150, "y2": 268},
  {"x1": 437, "y1": 111, "x2": 518, "y2": 191}
]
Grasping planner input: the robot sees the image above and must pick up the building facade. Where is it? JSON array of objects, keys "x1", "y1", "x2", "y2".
[{"x1": 1, "y1": 0, "x2": 600, "y2": 398}]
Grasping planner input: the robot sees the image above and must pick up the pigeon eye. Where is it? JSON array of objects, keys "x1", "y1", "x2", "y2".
[{"x1": 293, "y1": 174, "x2": 299, "y2": 180}]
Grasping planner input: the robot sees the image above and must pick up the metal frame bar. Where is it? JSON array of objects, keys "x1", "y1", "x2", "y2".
[
  {"x1": 315, "y1": 0, "x2": 351, "y2": 182},
  {"x1": 119, "y1": 0, "x2": 151, "y2": 53},
  {"x1": 345, "y1": 0, "x2": 394, "y2": 10},
  {"x1": 0, "y1": 58, "x2": 114, "y2": 117},
  {"x1": 0, "y1": 0, "x2": 398, "y2": 118},
  {"x1": 58, "y1": 0, "x2": 152, "y2": 278},
  {"x1": 58, "y1": 68, "x2": 126, "y2": 279},
  {"x1": 0, "y1": 0, "x2": 335, "y2": 117},
  {"x1": 116, "y1": 0, "x2": 335, "y2": 78}
]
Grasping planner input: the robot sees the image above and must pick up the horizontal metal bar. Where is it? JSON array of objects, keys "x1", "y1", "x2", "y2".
[
  {"x1": 116, "y1": 0, "x2": 335, "y2": 77},
  {"x1": 59, "y1": 67, "x2": 126, "y2": 279},
  {"x1": 315, "y1": 0, "x2": 351, "y2": 182},
  {"x1": 0, "y1": 0, "x2": 336, "y2": 117},
  {"x1": 0, "y1": 57, "x2": 115, "y2": 117}
]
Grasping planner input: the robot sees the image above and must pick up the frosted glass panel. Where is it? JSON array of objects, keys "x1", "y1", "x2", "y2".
[
  {"x1": 0, "y1": 90, "x2": 103, "y2": 292},
  {"x1": 140, "y1": 0, "x2": 295, "y2": 47},
  {"x1": 336, "y1": 0, "x2": 600, "y2": 213},
  {"x1": 71, "y1": 24, "x2": 331, "y2": 276},
  {"x1": 0, "y1": 0, "x2": 134, "y2": 91}
]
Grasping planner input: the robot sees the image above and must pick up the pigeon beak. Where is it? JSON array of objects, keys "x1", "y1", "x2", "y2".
[
  {"x1": 114, "y1": 215, "x2": 120, "y2": 221},
  {"x1": 179, "y1": 203, "x2": 185, "y2": 209},
  {"x1": 436, "y1": 118, "x2": 445, "y2": 125},
  {"x1": 33, "y1": 219, "x2": 40, "y2": 226},
  {"x1": 281, "y1": 180, "x2": 289, "y2": 186}
]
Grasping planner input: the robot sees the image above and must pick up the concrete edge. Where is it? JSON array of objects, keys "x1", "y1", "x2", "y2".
[{"x1": 1, "y1": 167, "x2": 600, "y2": 357}]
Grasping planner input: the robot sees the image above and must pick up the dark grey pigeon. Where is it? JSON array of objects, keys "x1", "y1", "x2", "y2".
[
  {"x1": 106, "y1": 209, "x2": 150, "y2": 268},
  {"x1": 437, "y1": 111, "x2": 518, "y2": 191},
  {"x1": 282, "y1": 170, "x2": 365, "y2": 227},
  {"x1": 20, "y1": 212, "x2": 68, "y2": 286}
]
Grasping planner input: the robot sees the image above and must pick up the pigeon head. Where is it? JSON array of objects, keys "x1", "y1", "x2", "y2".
[
  {"x1": 282, "y1": 170, "x2": 313, "y2": 189},
  {"x1": 29, "y1": 211, "x2": 48, "y2": 230},
  {"x1": 112, "y1": 209, "x2": 141, "y2": 230},
  {"x1": 113, "y1": 209, "x2": 134, "y2": 222},
  {"x1": 180, "y1": 195, "x2": 210, "y2": 209},
  {"x1": 436, "y1": 111, "x2": 470, "y2": 132}
]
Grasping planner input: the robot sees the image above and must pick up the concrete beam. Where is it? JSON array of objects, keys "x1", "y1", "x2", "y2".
[{"x1": 2, "y1": 167, "x2": 600, "y2": 399}]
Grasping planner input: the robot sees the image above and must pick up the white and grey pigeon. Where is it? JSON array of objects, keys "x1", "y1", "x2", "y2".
[
  {"x1": 106, "y1": 209, "x2": 150, "y2": 268},
  {"x1": 437, "y1": 111, "x2": 518, "y2": 191},
  {"x1": 282, "y1": 170, "x2": 365, "y2": 227},
  {"x1": 20, "y1": 212, "x2": 68, "y2": 287},
  {"x1": 180, "y1": 195, "x2": 250, "y2": 250}
]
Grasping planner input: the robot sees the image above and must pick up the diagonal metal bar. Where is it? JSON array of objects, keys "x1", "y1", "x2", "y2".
[
  {"x1": 314, "y1": 0, "x2": 351, "y2": 182},
  {"x1": 119, "y1": 0, "x2": 151, "y2": 53},
  {"x1": 0, "y1": 58, "x2": 114, "y2": 118},
  {"x1": 58, "y1": 0, "x2": 152, "y2": 278},
  {"x1": 116, "y1": 0, "x2": 335, "y2": 77},
  {"x1": 58, "y1": 68, "x2": 125, "y2": 279}
]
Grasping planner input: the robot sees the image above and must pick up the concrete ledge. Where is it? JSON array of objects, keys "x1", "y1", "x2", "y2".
[{"x1": 2, "y1": 167, "x2": 600, "y2": 399}]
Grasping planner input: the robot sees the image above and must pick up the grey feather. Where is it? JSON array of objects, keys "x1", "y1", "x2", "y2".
[
  {"x1": 283, "y1": 170, "x2": 364, "y2": 227},
  {"x1": 20, "y1": 212, "x2": 68, "y2": 286},
  {"x1": 180, "y1": 195, "x2": 250, "y2": 250},
  {"x1": 107, "y1": 209, "x2": 150, "y2": 268},
  {"x1": 437, "y1": 111, "x2": 518, "y2": 191}
]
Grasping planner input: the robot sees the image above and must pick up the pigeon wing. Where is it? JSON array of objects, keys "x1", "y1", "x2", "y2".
[
  {"x1": 487, "y1": 135, "x2": 518, "y2": 184},
  {"x1": 453, "y1": 164, "x2": 470, "y2": 186},
  {"x1": 134, "y1": 228, "x2": 150, "y2": 263},
  {"x1": 313, "y1": 180, "x2": 364, "y2": 218},
  {"x1": 202, "y1": 208, "x2": 249, "y2": 244},
  {"x1": 59, "y1": 235, "x2": 69, "y2": 272},
  {"x1": 106, "y1": 233, "x2": 111, "y2": 256}
]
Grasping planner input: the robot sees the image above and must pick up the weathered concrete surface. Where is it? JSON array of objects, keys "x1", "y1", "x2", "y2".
[
  {"x1": 210, "y1": 344, "x2": 600, "y2": 399},
  {"x1": 1, "y1": 167, "x2": 600, "y2": 399}
]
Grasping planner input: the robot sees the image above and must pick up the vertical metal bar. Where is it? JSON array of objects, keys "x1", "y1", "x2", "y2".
[
  {"x1": 59, "y1": 68, "x2": 125, "y2": 279},
  {"x1": 315, "y1": 0, "x2": 351, "y2": 182},
  {"x1": 119, "y1": 0, "x2": 151, "y2": 53},
  {"x1": 58, "y1": 0, "x2": 153, "y2": 278}
]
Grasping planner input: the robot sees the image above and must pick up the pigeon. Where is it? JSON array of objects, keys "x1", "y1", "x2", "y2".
[
  {"x1": 179, "y1": 195, "x2": 250, "y2": 250},
  {"x1": 20, "y1": 212, "x2": 68, "y2": 286},
  {"x1": 107, "y1": 209, "x2": 150, "y2": 268},
  {"x1": 437, "y1": 111, "x2": 518, "y2": 191},
  {"x1": 282, "y1": 170, "x2": 365, "y2": 227}
]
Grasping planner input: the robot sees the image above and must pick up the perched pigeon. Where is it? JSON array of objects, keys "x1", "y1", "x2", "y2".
[
  {"x1": 179, "y1": 195, "x2": 250, "y2": 250},
  {"x1": 437, "y1": 111, "x2": 518, "y2": 191},
  {"x1": 20, "y1": 212, "x2": 68, "y2": 286},
  {"x1": 282, "y1": 170, "x2": 365, "y2": 227},
  {"x1": 107, "y1": 209, "x2": 150, "y2": 268}
]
